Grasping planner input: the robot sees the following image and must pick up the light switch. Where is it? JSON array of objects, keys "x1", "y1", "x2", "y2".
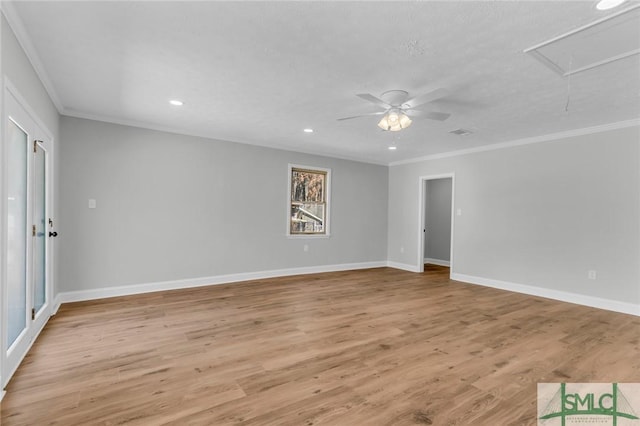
[
  {"x1": 88, "y1": 199, "x2": 97, "y2": 209},
  {"x1": 456, "y1": 208, "x2": 462, "y2": 216}
]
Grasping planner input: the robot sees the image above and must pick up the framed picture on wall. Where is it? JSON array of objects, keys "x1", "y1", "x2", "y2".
[{"x1": 287, "y1": 165, "x2": 331, "y2": 236}]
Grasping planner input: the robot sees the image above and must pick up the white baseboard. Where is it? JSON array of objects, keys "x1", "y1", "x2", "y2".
[
  {"x1": 53, "y1": 264, "x2": 638, "y2": 317},
  {"x1": 451, "y1": 273, "x2": 640, "y2": 317},
  {"x1": 55, "y1": 261, "x2": 388, "y2": 305},
  {"x1": 424, "y1": 258, "x2": 450, "y2": 267},
  {"x1": 386, "y1": 261, "x2": 421, "y2": 272},
  {"x1": 53, "y1": 294, "x2": 62, "y2": 315}
]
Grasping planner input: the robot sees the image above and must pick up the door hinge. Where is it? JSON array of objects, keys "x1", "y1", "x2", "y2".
[
  {"x1": 31, "y1": 308, "x2": 35, "y2": 320},
  {"x1": 32, "y1": 224, "x2": 36, "y2": 237}
]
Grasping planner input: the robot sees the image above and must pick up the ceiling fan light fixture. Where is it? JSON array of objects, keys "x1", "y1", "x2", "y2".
[
  {"x1": 377, "y1": 116, "x2": 389, "y2": 130},
  {"x1": 398, "y1": 113, "x2": 412, "y2": 128},
  {"x1": 378, "y1": 111, "x2": 412, "y2": 131}
]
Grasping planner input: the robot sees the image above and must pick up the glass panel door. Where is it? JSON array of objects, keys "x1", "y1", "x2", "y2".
[
  {"x1": 6, "y1": 118, "x2": 28, "y2": 349},
  {"x1": 33, "y1": 142, "x2": 47, "y2": 315},
  {"x1": 3, "y1": 88, "x2": 54, "y2": 389}
]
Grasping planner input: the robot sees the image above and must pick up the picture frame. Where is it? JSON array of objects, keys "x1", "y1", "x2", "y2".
[{"x1": 288, "y1": 165, "x2": 331, "y2": 236}]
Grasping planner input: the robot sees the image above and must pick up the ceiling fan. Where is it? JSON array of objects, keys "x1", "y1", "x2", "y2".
[{"x1": 337, "y1": 89, "x2": 451, "y2": 131}]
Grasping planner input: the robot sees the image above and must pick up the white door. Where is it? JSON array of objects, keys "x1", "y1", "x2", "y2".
[{"x1": 3, "y1": 88, "x2": 54, "y2": 387}]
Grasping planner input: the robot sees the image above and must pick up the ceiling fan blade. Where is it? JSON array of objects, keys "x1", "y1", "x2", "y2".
[
  {"x1": 337, "y1": 111, "x2": 386, "y2": 121},
  {"x1": 404, "y1": 88, "x2": 449, "y2": 109},
  {"x1": 356, "y1": 93, "x2": 391, "y2": 109},
  {"x1": 405, "y1": 110, "x2": 451, "y2": 121}
]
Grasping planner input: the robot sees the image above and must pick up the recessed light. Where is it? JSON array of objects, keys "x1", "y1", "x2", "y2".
[
  {"x1": 596, "y1": 0, "x2": 627, "y2": 10},
  {"x1": 388, "y1": 146, "x2": 397, "y2": 150},
  {"x1": 169, "y1": 100, "x2": 184, "y2": 106},
  {"x1": 303, "y1": 128, "x2": 314, "y2": 133}
]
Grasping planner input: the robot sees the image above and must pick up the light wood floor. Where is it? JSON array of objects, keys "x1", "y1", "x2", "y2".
[{"x1": 1, "y1": 266, "x2": 638, "y2": 425}]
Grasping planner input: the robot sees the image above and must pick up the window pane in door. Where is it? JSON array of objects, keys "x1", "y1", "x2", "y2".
[
  {"x1": 7, "y1": 119, "x2": 28, "y2": 348},
  {"x1": 33, "y1": 143, "x2": 46, "y2": 313}
]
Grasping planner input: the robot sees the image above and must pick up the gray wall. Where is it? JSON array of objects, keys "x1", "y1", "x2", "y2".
[
  {"x1": 389, "y1": 126, "x2": 640, "y2": 305},
  {"x1": 59, "y1": 116, "x2": 388, "y2": 292},
  {"x1": 1, "y1": 15, "x2": 59, "y2": 137},
  {"x1": 424, "y1": 178, "x2": 452, "y2": 262}
]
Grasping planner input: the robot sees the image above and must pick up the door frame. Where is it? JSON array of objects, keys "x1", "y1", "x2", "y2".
[
  {"x1": 417, "y1": 173, "x2": 455, "y2": 274},
  {"x1": 1, "y1": 78, "x2": 55, "y2": 389}
]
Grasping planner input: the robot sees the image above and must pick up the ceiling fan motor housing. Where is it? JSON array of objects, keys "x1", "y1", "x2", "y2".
[{"x1": 380, "y1": 90, "x2": 410, "y2": 106}]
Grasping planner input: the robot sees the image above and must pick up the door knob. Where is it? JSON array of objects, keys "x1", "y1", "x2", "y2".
[{"x1": 49, "y1": 231, "x2": 58, "y2": 237}]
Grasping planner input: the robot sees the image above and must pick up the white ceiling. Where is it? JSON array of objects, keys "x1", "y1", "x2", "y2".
[{"x1": 6, "y1": 1, "x2": 640, "y2": 165}]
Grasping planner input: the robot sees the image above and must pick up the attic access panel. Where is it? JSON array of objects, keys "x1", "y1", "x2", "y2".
[{"x1": 524, "y1": 5, "x2": 640, "y2": 77}]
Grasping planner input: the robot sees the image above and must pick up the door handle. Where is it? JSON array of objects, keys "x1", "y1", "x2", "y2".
[{"x1": 49, "y1": 231, "x2": 58, "y2": 237}]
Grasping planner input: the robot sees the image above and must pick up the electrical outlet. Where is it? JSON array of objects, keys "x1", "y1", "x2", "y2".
[
  {"x1": 400, "y1": 246, "x2": 405, "y2": 254},
  {"x1": 303, "y1": 244, "x2": 309, "y2": 252},
  {"x1": 588, "y1": 270, "x2": 597, "y2": 280}
]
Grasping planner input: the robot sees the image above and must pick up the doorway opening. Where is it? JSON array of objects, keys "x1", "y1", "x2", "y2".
[{"x1": 418, "y1": 174, "x2": 455, "y2": 275}]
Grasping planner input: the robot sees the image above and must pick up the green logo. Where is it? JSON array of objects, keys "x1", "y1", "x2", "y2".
[{"x1": 538, "y1": 383, "x2": 639, "y2": 426}]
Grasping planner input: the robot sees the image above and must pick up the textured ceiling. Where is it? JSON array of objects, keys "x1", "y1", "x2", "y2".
[{"x1": 6, "y1": 1, "x2": 640, "y2": 165}]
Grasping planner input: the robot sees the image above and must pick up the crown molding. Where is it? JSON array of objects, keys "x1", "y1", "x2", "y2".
[
  {"x1": 62, "y1": 110, "x2": 640, "y2": 169},
  {"x1": 390, "y1": 118, "x2": 640, "y2": 167},
  {"x1": 62, "y1": 108, "x2": 388, "y2": 167},
  {"x1": 2, "y1": 0, "x2": 636, "y2": 168},
  {"x1": 1, "y1": 1, "x2": 64, "y2": 113}
]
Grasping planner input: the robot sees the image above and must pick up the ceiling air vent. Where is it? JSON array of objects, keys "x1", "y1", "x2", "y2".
[
  {"x1": 524, "y1": 4, "x2": 640, "y2": 77},
  {"x1": 449, "y1": 128, "x2": 472, "y2": 136}
]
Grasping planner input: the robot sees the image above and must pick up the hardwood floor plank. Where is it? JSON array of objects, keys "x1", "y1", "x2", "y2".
[{"x1": 1, "y1": 266, "x2": 638, "y2": 425}]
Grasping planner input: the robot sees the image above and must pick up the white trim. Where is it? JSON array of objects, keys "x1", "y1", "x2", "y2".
[
  {"x1": 63, "y1": 111, "x2": 640, "y2": 170},
  {"x1": 424, "y1": 258, "x2": 450, "y2": 267},
  {"x1": 63, "y1": 110, "x2": 388, "y2": 166},
  {"x1": 5, "y1": 79, "x2": 55, "y2": 142},
  {"x1": 4, "y1": 78, "x2": 56, "y2": 323},
  {"x1": 2, "y1": 305, "x2": 49, "y2": 389},
  {"x1": 52, "y1": 294, "x2": 61, "y2": 315},
  {"x1": 524, "y1": 4, "x2": 640, "y2": 53},
  {"x1": 0, "y1": 9, "x2": 3, "y2": 394},
  {"x1": 389, "y1": 119, "x2": 640, "y2": 167},
  {"x1": 55, "y1": 261, "x2": 387, "y2": 304},
  {"x1": 418, "y1": 174, "x2": 455, "y2": 275},
  {"x1": 523, "y1": 4, "x2": 640, "y2": 77},
  {"x1": 451, "y1": 273, "x2": 640, "y2": 317},
  {"x1": 1, "y1": 0, "x2": 637, "y2": 170},
  {"x1": 1, "y1": 80, "x2": 57, "y2": 389},
  {"x1": 386, "y1": 261, "x2": 421, "y2": 273},
  {"x1": 286, "y1": 235, "x2": 331, "y2": 240},
  {"x1": 0, "y1": 3, "x2": 64, "y2": 113}
]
